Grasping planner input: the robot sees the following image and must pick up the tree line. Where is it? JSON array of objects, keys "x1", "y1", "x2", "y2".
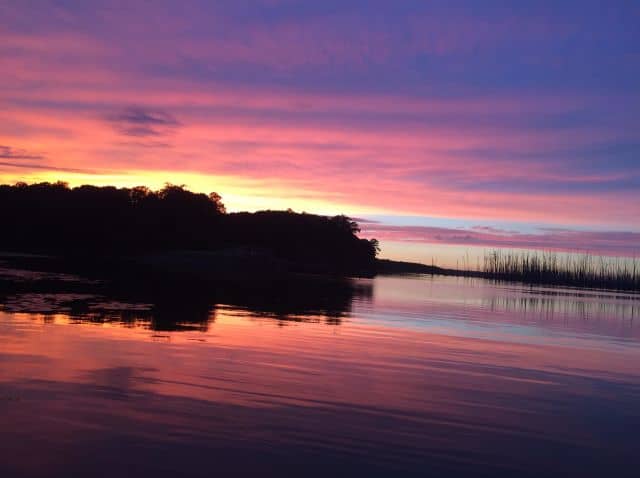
[{"x1": 0, "y1": 181, "x2": 380, "y2": 272}]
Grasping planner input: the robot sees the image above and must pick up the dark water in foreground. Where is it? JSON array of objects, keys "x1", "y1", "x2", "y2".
[{"x1": 1, "y1": 272, "x2": 639, "y2": 477}]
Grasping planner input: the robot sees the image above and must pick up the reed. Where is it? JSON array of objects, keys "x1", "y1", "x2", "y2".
[{"x1": 482, "y1": 250, "x2": 640, "y2": 291}]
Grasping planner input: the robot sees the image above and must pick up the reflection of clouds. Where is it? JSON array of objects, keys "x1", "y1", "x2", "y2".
[
  {"x1": 2, "y1": 305, "x2": 640, "y2": 477},
  {"x1": 84, "y1": 366, "x2": 156, "y2": 398},
  {"x1": 366, "y1": 275, "x2": 640, "y2": 342}
]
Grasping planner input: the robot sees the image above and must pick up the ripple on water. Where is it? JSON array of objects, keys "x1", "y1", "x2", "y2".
[{"x1": 0, "y1": 273, "x2": 639, "y2": 477}]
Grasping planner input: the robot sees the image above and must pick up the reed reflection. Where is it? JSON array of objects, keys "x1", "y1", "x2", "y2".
[{"x1": 484, "y1": 293, "x2": 639, "y2": 322}]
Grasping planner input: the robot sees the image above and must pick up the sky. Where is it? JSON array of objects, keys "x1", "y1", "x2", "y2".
[{"x1": 1, "y1": 1, "x2": 639, "y2": 266}]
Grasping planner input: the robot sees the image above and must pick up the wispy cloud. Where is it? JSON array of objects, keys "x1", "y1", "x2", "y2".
[
  {"x1": 0, "y1": 145, "x2": 101, "y2": 175},
  {"x1": 361, "y1": 223, "x2": 640, "y2": 257},
  {"x1": 0, "y1": 0, "x2": 638, "y2": 249},
  {"x1": 0, "y1": 145, "x2": 43, "y2": 161},
  {"x1": 0, "y1": 162, "x2": 99, "y2": 174},
  {"x1": 106, "y1": 107, "x2": 180, "y2": 138}
]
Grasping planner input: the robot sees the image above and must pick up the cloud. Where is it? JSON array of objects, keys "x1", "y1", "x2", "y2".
[
  {"x1": 0, "y1": 145, "x2": 43, "y2": 160},
  {"x1": 349, "y1": 217, "x2": 380, "y2": 224},
  {"x1": 0, "y1": 1, "x2": 638, "y2": 237},
  {"x1": 0, "y1": 145, "x2": 50, "y2": 172},
  {"x1": 116, "y1": 140, "x2": 174, "y2": 149},
  {"x1": 0, "y1": 161, "x2": 98, "y2": 174},
  {"x1": 106, "y1": 107, "x2": 180, "y2": 137},
  {"x1": 471, "y1": 225, "x2": 521, "y2": 235},
  {"x1": 360, "y1": 223, "x2": 640, "y2": 257},
  {"x1": 0, "y1": 145, "x2": 100, "y2": 175}
]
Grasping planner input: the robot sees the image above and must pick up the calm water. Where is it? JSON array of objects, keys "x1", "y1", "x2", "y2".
[{"x1": 1, "y1": 272, "x2": 639, "y2": 477}]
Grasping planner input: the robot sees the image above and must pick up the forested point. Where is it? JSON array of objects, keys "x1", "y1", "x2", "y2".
[{"x1": 1, "y1": 182, "x2": 380, "y2": 273}]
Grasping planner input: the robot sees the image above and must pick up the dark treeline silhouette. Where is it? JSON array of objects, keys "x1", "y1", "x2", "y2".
[
  {"x1": 1, "y1": 181, "x2": 380, "y2": 274},
  {"x1": 0, "y1": 254, "x2": 373, "y2": 331}
]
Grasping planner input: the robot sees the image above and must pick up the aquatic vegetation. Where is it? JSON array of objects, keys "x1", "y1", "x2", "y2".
[{"x1": 482, "y1": 250, "x2": 640, "y2": 291}]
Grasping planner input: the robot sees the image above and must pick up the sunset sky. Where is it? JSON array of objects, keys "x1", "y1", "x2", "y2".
[{"x1": 1, "y1": 1, "x2": 639, "y2": 265}]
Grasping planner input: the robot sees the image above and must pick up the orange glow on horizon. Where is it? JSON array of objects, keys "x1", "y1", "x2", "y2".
[{"x1": 0, "y1": 169, "x2": 392, "y2": 216}]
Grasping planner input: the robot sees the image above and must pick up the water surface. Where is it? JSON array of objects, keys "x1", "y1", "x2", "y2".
[{"x1": 1, "y1": 273, "x2": 639, "y2": 477}]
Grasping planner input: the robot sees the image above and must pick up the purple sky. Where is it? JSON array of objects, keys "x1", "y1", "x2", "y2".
[{"x1": 1, "y1": 1, "x2": 639, "y2": 264}]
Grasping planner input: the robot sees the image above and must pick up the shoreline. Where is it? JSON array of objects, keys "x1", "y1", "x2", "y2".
[{"x1": 2, "y1": 251, "x2": 638, "y2": 294}]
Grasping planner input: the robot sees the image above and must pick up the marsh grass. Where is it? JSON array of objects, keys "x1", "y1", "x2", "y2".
[{"x1": 482, "y1": 250, "x2": 640, "y2": 291}]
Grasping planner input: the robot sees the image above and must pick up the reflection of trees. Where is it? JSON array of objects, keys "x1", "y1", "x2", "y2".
[{"x1": 0, "y1": 260, "x2": 372, "y2": 331}]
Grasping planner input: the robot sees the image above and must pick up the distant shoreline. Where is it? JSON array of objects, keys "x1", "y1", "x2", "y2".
[
  {"x1": 2, "y1": 251, "x2": 637, "y2": 294},
  {"x1": 376, "y1": 256, "x2": 639, "y2": 293},
  {"x1": 1, "y1": 182, "x2": 638, "y2": 292}
]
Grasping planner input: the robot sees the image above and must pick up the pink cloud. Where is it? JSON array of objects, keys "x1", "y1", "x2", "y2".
[
  {"x1": 360, "y1": 223, "x2": 640, "y2": 257},
  {"x1": 2, "y1": 93, "x2": 639, "y2": 227},
  {"x1": 0, "y1": 3, "x2": 638, "y2": 236}
]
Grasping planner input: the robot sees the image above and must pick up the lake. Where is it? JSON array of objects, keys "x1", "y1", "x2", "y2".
[{"x1": 1, "y1": 271, "x2": 639, "y2": 477}]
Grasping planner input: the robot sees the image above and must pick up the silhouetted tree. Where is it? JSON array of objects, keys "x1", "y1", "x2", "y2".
[{"x1": 0, "y1": 181, "x2": 378, "y2": 273}]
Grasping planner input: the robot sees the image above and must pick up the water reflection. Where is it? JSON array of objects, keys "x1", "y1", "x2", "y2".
[
  {"x1": 0, "y1": 261, "x2": 372, "y2": 331},
  {"x1": 1, "y1": 267, "x2": 640, "y2": 477},
  {"x1": 362, "y1": 275, "x2": 639, "y2": 343},
  {"x1": 485, "y1": 293, "x2": 639, "y2": 321}
]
